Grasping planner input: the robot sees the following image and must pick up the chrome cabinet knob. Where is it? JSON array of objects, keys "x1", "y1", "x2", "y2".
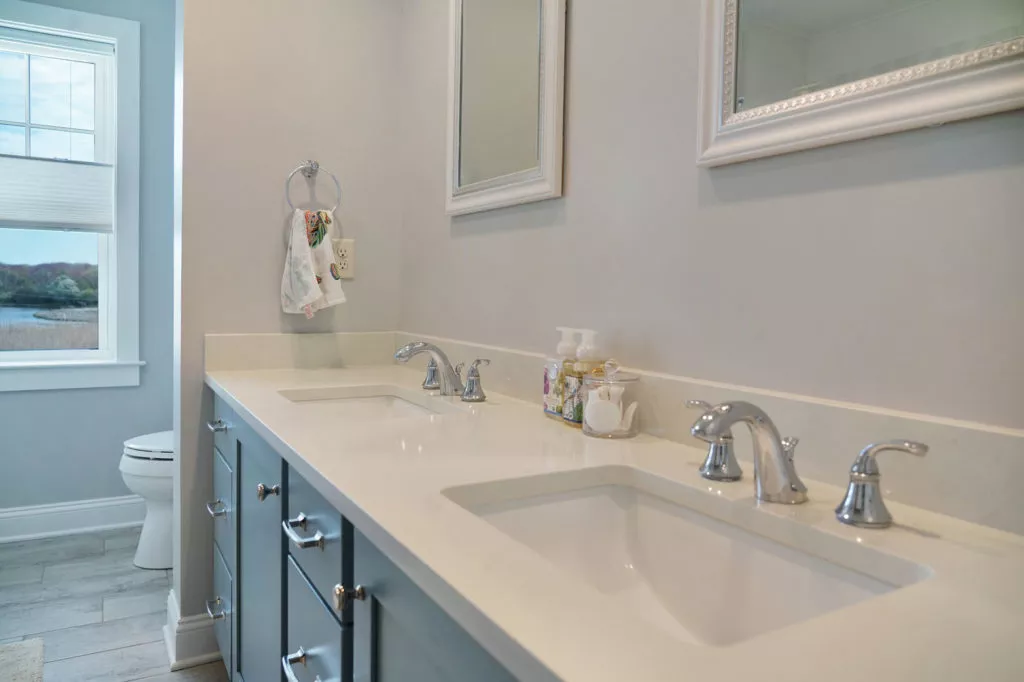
[
  {"x1": 835, "y1": 440, "x2": 928, "y2": 529},
  {"x1": 205, "y1": 597, "x2": 226, "y2": 620},
  {"x1": 282, "y1": 514, "x2": 325, "y2": 550},
  {"x1": 256, "y1": 482, "x2": 280, "y2": 502},
  {"x1": 206, "y1": 419, "x2": 230, "y2": 433},
  {"x1": 332, "y1": 584, "x2": 367, "y2": 612},
  {"x1": 282, "y1": 647, "x2": 321, "y2": 682},
  {"x1": 686, "y1": 400, "x2": 742, "y2": 481},
  {"x1": 205, "y1": 499, "x2": 227, "y2": 518}
]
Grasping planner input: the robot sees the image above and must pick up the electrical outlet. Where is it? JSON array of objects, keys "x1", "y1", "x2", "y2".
[{"x1": 332, "y1": 238, "x2": 355, "y2": 279}]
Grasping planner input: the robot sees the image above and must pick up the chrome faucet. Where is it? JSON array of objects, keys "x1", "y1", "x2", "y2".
[
  {"x1": 395, "y1": 342, "x2": 465, "y2": 396},
  {"x1": 690, "y1": 401, "x2": 808, "y2": 504}
]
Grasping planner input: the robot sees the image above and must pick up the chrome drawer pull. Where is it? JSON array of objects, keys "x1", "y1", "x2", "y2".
[
  {"x1": 282, "y1": 647, "x2": 321, "y2": 682},
  {"x1": 256, "y1": 482, "x2": 280, "y2": 501},
  {"x1": 282, "y1": 514, "x2": 325, "y2": 550},
  {"x1": 205, "y1": 500, "x2": 227, "y2": 518},
  {"x1": 206, "y1": 419, "x2": 230, "y2": 433},
  {"x1": 333, "y1": 584, "x2": 367, "y2": 612},
  {"x1": 205, "y1": 597, "x2": 226, "y2": 621}
]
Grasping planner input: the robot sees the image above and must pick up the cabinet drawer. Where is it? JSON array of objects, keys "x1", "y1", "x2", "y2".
[
  {"x1": 285, "y1": 557, "x2": 351, "y2": 682},
  {"x1": 211, "y1": 447, "x2": 235, "y2": 575},
  {"x1": 210, "y1": 543, "x2": 233, "y2": 678},
  {"x1": 210, "y1": 398, "x2": 237, "y2": 455},
  {"x1": 285, "y1": 467, "x2": 352, "y2": 622}
]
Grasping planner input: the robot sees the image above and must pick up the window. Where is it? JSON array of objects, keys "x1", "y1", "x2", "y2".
[{"x1": 0, "y1": 3, "x2": 140, "y2": 391}]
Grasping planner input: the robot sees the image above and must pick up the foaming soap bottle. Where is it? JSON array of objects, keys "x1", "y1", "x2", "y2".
[
  {"x1": 544, "y1": 327, "x2": 579, "y2": 421},
  {"x1": 563, "y1": 329, "x2": 602, "y2": 427}
]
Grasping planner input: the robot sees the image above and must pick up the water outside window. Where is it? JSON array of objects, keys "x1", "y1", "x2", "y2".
[{"x1": 0, "y1": 229, "x2": 100, "y2": 351}]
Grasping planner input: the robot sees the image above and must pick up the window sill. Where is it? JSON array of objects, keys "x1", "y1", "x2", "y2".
[{"x1": 0, "y1": 360, "x2": 145, "y2": 392}]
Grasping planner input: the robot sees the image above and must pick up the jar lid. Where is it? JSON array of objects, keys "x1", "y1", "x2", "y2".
[{"x1": 584, "y1": 359, "x2": 639, "y2": 384}]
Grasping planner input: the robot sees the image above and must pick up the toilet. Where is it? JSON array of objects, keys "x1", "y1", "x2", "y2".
[{"x1": 119, "y1": 430, "x2": 175, "y2": 570}]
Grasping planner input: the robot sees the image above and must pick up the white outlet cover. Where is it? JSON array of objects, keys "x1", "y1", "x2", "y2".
[{"x1": 333, "y1": 238, "x2": 355, "y2": 279}]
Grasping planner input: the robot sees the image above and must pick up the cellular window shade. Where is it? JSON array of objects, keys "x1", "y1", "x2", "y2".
[{"x1": 0, "y1": 155, "x2": 114, "y2": 233}]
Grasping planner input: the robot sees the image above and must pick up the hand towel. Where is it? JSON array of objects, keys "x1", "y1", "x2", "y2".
[{"x1": 281, "y1": 209, "x2": 347, "y2": 317}]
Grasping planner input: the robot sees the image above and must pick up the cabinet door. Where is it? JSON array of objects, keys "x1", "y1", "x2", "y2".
[
  {"x1": 285, "y1": 557, "x2": 351, "y2": 682},
  {"x1": 212, "y1": 447, "x2": 236, "y2": 575},
  {"x1": 211, "y1": 543, "x2": 233, "y2": 677},
  {"x1": 352, "y1": 530, "x2": 516, "y2": 682},
  {"x1": 238, "y1": 430, "x2": 284, "y2": 682}
]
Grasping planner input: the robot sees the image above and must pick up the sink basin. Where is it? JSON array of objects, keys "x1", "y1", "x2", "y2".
[
  {"x1": 278, "y1": 385, "x2": 463, "y2": 420},
  {"x1": 444, "y1": 466, "x2": 929, "y2": 647}
]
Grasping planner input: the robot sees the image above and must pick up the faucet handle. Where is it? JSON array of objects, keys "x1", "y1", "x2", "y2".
[
  {"x1": 850, "y1": 440, "x2": 927, "y2": 477},
  {"x1": 687, "y1": 400, "x2": 733, "y2": 441},
  {"x1": 836, "y1": 440, "x2": 928, "y2": 529},
  {"x1": 461, "y1": 359, "x2": 489, "y2": 403},
  {"x1": 422, "y1": 357, "x2": 440, "y2": 390},
  {"x1": 688, "y1": 399, "x2": 743, "y2": 482}
]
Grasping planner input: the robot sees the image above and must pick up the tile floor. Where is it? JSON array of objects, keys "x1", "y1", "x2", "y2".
[{"x1": 0, "y1": 528, "x2": 226, "y2": 682}]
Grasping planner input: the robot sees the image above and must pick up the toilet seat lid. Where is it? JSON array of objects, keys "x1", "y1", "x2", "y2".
[{"x1": 124, "y1": 431, "x2": 175, "y2": 460}]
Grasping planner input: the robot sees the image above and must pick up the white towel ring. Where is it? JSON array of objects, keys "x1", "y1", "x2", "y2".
[{"x1": 285, "y1": 160, "x2": 342, "y2": 212}]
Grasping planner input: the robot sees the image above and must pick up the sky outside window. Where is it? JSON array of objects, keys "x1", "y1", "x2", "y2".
[{"x1": 0, "y1": 230, "x2": 98, "y2": 265}]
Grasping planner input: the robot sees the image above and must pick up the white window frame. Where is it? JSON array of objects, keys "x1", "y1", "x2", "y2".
[{"x1": 0, "y1": 1, "x2": 141, "y2": 392}]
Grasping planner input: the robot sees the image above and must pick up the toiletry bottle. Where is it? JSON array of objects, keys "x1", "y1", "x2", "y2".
[
  {"x1": 563, "y1": 329, "x2": 602, "y2": 427},
  {"x1": 545, "y1": 327, "x2": 579, "y2": 420}
]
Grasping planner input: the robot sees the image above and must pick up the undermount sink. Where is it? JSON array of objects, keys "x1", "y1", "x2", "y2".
[
  {"x1": 278, "y1": 384, "x2": 463, "y2": 420},
  {"x1": 444, "y1": 466, "x2": 929, "y2": 647}
]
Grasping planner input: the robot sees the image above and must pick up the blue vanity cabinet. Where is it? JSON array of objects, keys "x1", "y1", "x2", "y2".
[
  {"x1": 236, "y1": 422, "x2": 285, "y2": 682},
  {"x1": 211, "y1": 393, "x2": 517, "y2": 682},
  {"x1": 352, "y1": 530, "x2": 517, "y2": 682}
]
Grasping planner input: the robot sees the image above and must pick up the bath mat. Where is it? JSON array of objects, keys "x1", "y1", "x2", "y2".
[{"x1": 0, "y1": 638, "x2": 44, "y2": 681}]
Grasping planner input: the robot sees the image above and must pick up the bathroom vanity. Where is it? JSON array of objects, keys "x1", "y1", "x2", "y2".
[
  {"x1": 204, "y1": 365, "x2": 1024, "y2": 682},
  {"x1": 206, "y1": 394, "x2": 514, "y2": 682}
]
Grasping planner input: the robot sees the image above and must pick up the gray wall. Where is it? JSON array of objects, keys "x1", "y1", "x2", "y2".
[
  {"x1": 174, "y1": 0, "x2": 405, "y2": 618},
  {"x1": 0, "y1": 0, "x2": 175, "y2": 509},
  {"x1": 398, "y1": 0, "x2": 1024, "y2": 430}
]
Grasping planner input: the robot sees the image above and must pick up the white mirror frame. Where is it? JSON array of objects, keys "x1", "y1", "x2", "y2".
[
  {"x1": 697, "y1": 0, "x2": 1024, "y2": 167},
  {"x1": 446, "y1": 0, "x2": 566, "y2": 216}
]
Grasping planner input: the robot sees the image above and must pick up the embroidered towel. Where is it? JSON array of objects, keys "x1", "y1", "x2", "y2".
[{"x1": 281, "y1": 209, "x2": 347, "y2": 317}]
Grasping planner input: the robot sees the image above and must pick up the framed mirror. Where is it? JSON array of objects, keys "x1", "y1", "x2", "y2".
[
  {"x1": 446, "y1": 0, "x2": 566, "y2": 215},
  {"x1": 698, "y1": 0, "x2": 1024, "y2": 166}
]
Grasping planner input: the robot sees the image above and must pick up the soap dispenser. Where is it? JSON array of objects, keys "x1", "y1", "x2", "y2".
[
  {"x1": 563, "y1": 329, "x2": 602, "y2": 427},
  {"x1": 544, "y1": 327, "x2": 579, "y2": 420}
]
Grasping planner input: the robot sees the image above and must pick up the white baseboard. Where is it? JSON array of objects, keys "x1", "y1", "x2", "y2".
[
  {"x1": 0, "y1": 495, "x2": 145, "y2": 544},
  {"x1": 164, "y1": 589, "x2": 222, "y2": 671}
]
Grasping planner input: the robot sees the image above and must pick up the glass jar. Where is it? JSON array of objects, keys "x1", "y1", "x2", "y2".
[{"x1": 582, "y1": 361, "x2": 639, "y2": 439}]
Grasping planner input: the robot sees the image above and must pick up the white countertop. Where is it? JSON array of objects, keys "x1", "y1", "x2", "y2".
[{"x1": 207, "y1": 366, "x2": 1024, "y2": 681}]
